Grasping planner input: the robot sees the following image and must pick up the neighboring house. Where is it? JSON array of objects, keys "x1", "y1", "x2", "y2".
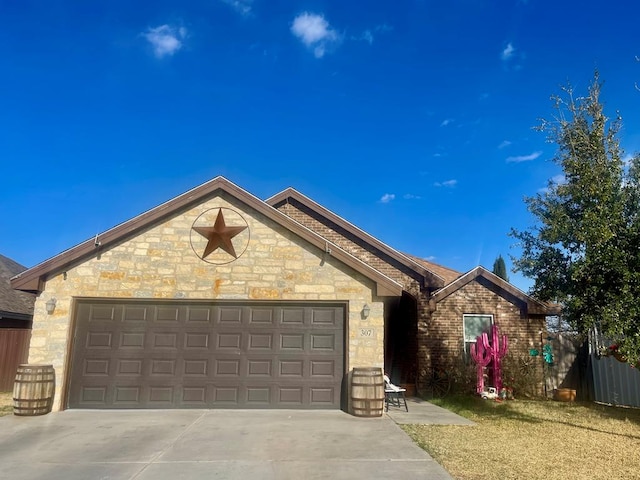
[
  {"x1": 11, "y1": 177, "x2": 558, "y2": 411},
  {"x1": 0, "y1": 254, "x2": 35, "y2": 391}
]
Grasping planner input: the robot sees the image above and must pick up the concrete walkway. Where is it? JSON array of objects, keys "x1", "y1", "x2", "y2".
[
  {"x1": 0, "y1": 407, "x2": 462, "y2": 480},
  {"x1": 385, "y1": 397, "x2": 476, "y2": 426}
]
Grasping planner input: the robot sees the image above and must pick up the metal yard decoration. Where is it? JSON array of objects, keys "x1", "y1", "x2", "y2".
[{"x1": 471, "y1": 323, "x2": 509, "y2": 395}]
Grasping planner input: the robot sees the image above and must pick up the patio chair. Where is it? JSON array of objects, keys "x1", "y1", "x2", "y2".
[{"x1": 384, "y1": 374, "x2": 408, "y2": 412}]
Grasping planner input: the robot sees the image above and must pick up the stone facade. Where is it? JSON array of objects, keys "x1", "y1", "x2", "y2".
[
  {"x1": 19, "y1": 178, "x2": 556, "y2": 410},
  {"x1": 29, "y1": 193, "x2": 384, "y2": 411}
]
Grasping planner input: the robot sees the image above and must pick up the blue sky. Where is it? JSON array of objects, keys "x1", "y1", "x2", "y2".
[{"x1": 2, "y1": 0, "x2": 640, "y2": 292}]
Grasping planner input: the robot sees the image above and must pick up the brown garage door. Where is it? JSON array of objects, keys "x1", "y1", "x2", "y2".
[{"x1": 67, "y1": 300, "x2": 345, "y2": 409}]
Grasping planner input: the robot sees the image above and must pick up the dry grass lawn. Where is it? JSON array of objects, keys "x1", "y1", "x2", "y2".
[
  {"x1": 402, "y1": 395, "x2": 640, "y2": 480},
  {"x1": 0, "y1": 391, "x2": 13, "y2": 417}
]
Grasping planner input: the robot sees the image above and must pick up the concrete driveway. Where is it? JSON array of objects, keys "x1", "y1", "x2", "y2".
[{"x1": 0, "y1": 409, "x2": 453, "y2": 479}]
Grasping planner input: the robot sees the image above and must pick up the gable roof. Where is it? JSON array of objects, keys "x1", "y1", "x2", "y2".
[
  {"x1": 11, "y1": 177, "x2": 402, "y2": 297},
  {"x1": 0, "y1": 254, "x2": 36, "y2": 320},
  {"x1": 403, "y1": 254, "x2": 461, "y2": 285},
  {"x1": 430, "y1": 266, "x2": 560, "y2": 315},
  {"x1": 266, "y1": 187, "x2": 446, "y2": 289}
]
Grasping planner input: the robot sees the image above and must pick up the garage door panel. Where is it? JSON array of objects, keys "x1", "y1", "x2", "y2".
[
  {"x1": 310, "y1": 333, "x2": 336, "y2": 350},
  {"x1": 249, "y1": 308, "x2": 275, "y2": 325},
  {"x1": 117, "y1": 359, "x2": 144, "y2": 376},
  {"x1": 83, "y1": 359, "x2": 110, "y2": 376},
  {"x1": 123, "y1": 305, "x2": 148, "y2": 322},
  {"x1": 218, "y1": 307, "x2": 242, "y2": 324},
  {"x1": 247, "y1": 333, "x2": 273, "y2": 350},
  {"x1": 280, "y1": 334, "x2": 304, "y2": 350},
  {"x1": 213, "y1": 386, "x2": 239, "y2": 403},
  {"x1": 216, "y1": 332, "x2": 242, "y2": 349},
  {"x1": 279, "y1": 359, "x2": 303, "y2": 377},
  {"x1": 310, "y1": 387, "x2": 335, "y2": 405},
  {"x1": 310, "y1": 360, "x2": 336, "y2": 377},
  {"x1": 120, "y1": 332, "x2": 146, "y2": 348},
  {"x1": 215, "y1": 358, "x2": 241, "y2": 376},
  {"x1": 184, "y1": 359, "x2": 208, "y2": 376},
  {"x1": 184, "y1": 332, "x2": 210, "y2": 349},
  {"x1": 311, "y1": 308, "x2": 341, "y2": 325},
  {"x1": 69, "y1": 301, "x2": 345, "y2": 409},
  {"x1": 156, "y1": 306, "x2": 181, "y2": 323},
  {"x1": 281, "y1": 308, "x2": 305, "y2": 325},
  {"x1": 86, "y1": 331, "x2": 113, "y2": 349},
  {"x1": 182, "y1": 386, "x2": 207, "y2": 403},
  {"x1": 89, "y1": 304, "x2": 117, "y2": 321}
]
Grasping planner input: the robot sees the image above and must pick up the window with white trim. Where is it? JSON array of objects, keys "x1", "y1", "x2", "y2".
[{"x1": 463, "y1": 314, "x2": 493, "y2": 356}]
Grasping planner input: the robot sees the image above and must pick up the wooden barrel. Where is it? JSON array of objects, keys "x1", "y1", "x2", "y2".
[
  {"x1": 13, "y1": 364, "x2": 55, "y2": 416},
  {"x1": 351, "y1": 367, "x2": 384, "y2": 417}
]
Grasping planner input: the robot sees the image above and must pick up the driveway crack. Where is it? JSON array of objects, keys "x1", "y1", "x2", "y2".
[{"x1": 129, "y1": 411, "x2": 207, "y2": 480}]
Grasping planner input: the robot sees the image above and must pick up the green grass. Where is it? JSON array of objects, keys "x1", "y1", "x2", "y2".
[{"x1": 403, "y1": 395, "x2": 640, "y2": 480}]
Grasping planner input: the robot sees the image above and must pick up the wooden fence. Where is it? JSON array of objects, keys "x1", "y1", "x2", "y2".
[
  {"x1": 547, "y1": 330, "x2": 640, "y2": 408},
  {"x1": 0, "y1": 329, "x2": 31, "y2": 391}
]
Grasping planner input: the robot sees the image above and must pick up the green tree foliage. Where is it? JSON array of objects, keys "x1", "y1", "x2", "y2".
[
  {"x1": 511, "y1": 73, "x2": 640, "y2": 366},
  {"x1": 492, "y1": 255, "x2": 509, "y2": 281}
]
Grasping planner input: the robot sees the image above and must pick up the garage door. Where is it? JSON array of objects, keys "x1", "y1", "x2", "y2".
[{"x1": 67, "y1": 300, "x2": 345, "y2": 409}]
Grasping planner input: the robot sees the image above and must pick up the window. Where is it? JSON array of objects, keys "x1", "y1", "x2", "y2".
[{"x1": 463, "y1": 314, "x2": 493, "y2": 356}]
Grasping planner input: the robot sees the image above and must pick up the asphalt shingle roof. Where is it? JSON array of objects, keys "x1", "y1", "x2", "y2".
[{"x1": 0, "y1": 254, "x2": 35, "y2": 317}]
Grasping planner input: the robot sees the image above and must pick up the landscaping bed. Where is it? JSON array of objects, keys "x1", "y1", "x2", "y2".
[{"x1": 403, "y1": 395, "x2": 640, "y2": 480}]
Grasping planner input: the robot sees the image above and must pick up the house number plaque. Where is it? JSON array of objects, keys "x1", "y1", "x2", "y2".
[{"x1": 359, "y1": 328, "x2": 374, "y2": 338}]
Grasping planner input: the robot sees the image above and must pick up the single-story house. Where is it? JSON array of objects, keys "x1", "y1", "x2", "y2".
[
  {"x1": 11, "y1": 177, "x2": 558, "y2": 411},
  {"x1": 0, "y1": 254, "x2": 35, "y2": 391}
]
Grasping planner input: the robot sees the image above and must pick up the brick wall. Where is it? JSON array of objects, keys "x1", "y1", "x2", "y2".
[
  {"x1": 275, "y1": 196, "x2": 547, "y2": 395},
  {"x1": 428, "y1": 279, "x2": 546, "y2": 393},
  {"x1": 276, "y1": 200, "x2": 429, "y2": 296},
  {"x1": 29, "y1": 193, "x2": 383, "y2": 411}
]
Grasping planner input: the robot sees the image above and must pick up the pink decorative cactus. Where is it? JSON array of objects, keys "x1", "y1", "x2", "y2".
[
  {"x1": 470, "y1": 337, "x2": 491, "y2": 394},
  {"x1": 480, "y1": 324, "x2": 509, "y2": 392}
]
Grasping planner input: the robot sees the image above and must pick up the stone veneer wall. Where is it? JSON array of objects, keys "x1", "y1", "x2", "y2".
[
  {"x1": 428, "y1": 280, "x2": 546, "y2": 391},
  {"x1": 29, "y1": 193, "x2": 385, "y2": 411}
]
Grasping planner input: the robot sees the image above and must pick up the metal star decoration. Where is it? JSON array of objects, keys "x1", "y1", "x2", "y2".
[{"x1": 192, "y1": 208, "x2": 248, "y2": 259}]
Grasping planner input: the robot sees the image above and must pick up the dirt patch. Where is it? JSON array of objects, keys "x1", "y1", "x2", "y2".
[{"x1": 0, "y1": 392, "x2": 13, "y2": 417}]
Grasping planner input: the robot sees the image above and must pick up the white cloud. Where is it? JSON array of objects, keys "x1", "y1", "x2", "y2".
[
  {"x1": 291, "y1": 12, "x2": 340, "y2": 58},
  {"x1": 501, "y1": 42, "x2": 515, "y2": 61},
  {"x1": 379, "y1": 193, "x2": 396, "y2": 203},
  {"x1": 506, "y1": 151, "x2": 542, "y2": 163},
  {"x1": 498, "y1": 140, "x2": 512, "y2": 149},
  {"x1": 403, "y1": 193, "x2": 422, "y2": 200},
  {"x1": 358, "y1": 30, "x2": 374, "y2": 44},
  {"x1": 623, "y1": 153, "x2": 635, "y2": 166},
  {"x1": 143, "y1": 25, "x2": 186, "y2": 58},
  {"x1": 440, "y1": 118, "x2": 454, "y2": 127},
  {"x1": 434, "y1": 180, "x2": 457, "y2": 188},
  {"x1": 539, "y1": 174, "x2": 566, "y2": 193},
  {"x1": 352, "y1": 24, "x2": 392, "y2": 45},
  {"x1": 221, "y1": 0, "x2": 253, "y2": 16}
]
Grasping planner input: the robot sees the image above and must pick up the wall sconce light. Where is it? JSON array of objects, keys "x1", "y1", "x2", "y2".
[
  {"x1": 362, "y1": 304, "x2": 371, "y2": 319},
  {"x1": 45, "y1": 298, "x2": 57, "y2": 315}
]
